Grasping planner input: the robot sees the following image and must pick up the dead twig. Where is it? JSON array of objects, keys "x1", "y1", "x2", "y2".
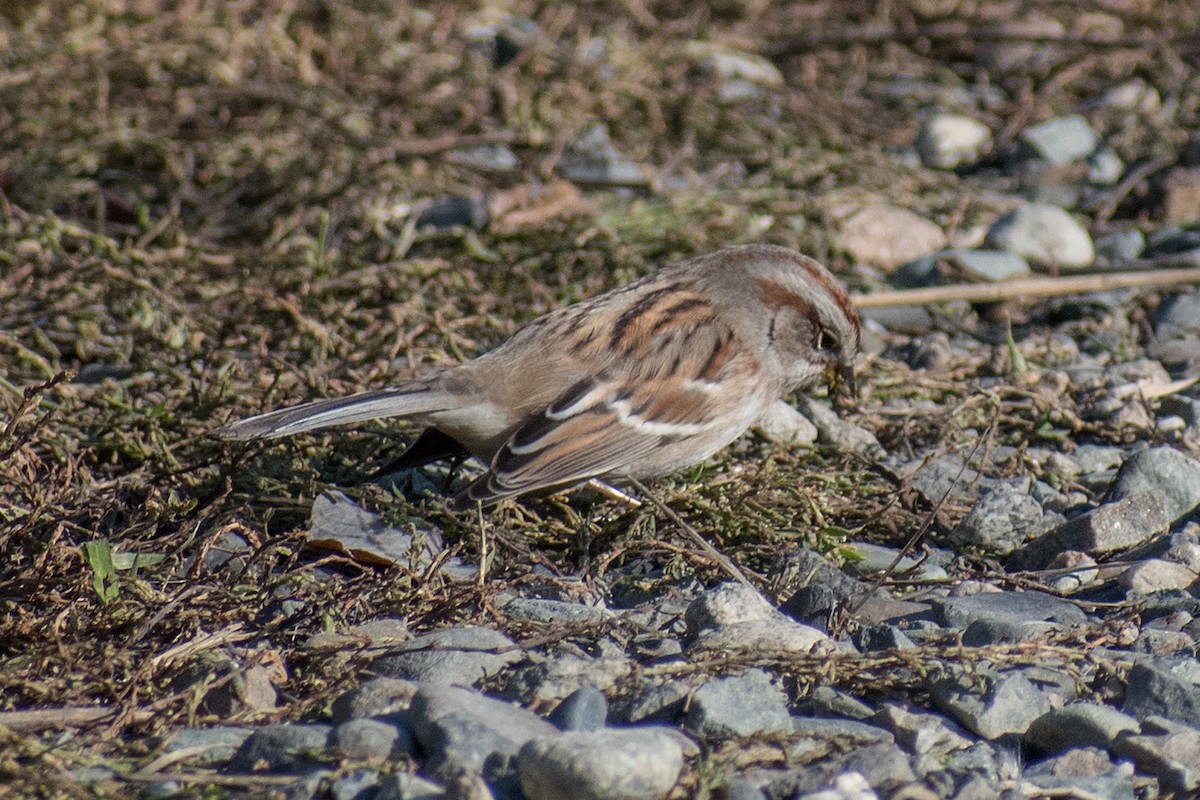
[{"x1": 853, "y1": 266, "x2": 1200, "y2": 308}]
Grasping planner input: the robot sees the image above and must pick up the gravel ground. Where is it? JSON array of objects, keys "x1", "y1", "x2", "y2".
[{"x1": 2, "y1": 2, "x2": 1200, "y2": 799}]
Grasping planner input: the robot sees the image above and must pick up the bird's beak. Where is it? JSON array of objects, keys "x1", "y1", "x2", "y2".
[{"x1": 824, "y1": 362, "x2": 857, "y2": 406}]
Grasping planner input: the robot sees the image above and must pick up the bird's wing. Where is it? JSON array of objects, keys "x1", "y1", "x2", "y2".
[{"x1": 456, "y1": 371, "x2": 736, "y2": 505}]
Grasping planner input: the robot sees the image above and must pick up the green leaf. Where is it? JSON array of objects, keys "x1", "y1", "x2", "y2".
[{"x1": 83, "y1": 539, "x2": 120, "y2": 604}]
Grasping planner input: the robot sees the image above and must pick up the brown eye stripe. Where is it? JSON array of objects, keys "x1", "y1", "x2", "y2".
[
  {"x1": 794, "y1": 262, "x2": 860, "y2": 337},
  {"x1": 756, "y1": 277, "x2": 814, "y2": 316}
]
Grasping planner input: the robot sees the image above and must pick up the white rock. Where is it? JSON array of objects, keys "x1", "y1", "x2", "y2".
[
  {"x1": 519, "y1": 728, "x2": 684, "y2": 800},
  {"x1": 916, "y1": 113, "x2": 992, "y2": 170},
  {"x1": 839, "y1": 204, "x2": 947, "y2": 270},
  {"x1": 1118, "y1": 559, "x2": 1198, "y2": 593},
  {"x1": 984, "y1": 203, "x2": 1095, "y2": 269},
  {"x1": 755, "y1": 400, "x2": 818, "y2": 445}
]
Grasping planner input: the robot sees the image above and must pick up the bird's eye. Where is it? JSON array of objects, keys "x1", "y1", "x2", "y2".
[{"x1": 814, "y1": 328, "x2": 839, "y2": 353}]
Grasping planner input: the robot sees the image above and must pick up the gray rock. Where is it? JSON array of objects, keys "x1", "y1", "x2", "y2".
[
  {"x1": 548, "y1": 686, "x2": 607, "y2": 732},
  {"x1": 916, "y1": 113, "x2": 992, "y2": 169},
  {"x1": 414, "y1": 196, "x2": 488, "y2": 230},
  {"x1": 502, "y1": 597, "x2": 611, "y2": 623},
  {"x1": 162, "y1": 726, "x2": 254, "y2": 763},
  {"x1": 1087, "y1": 146, "x2": 1125, "y2": 185},
  {"x1": 904, "y1": 453, "x2": 995, "y2": 506},
  {"x1": 755, "y1": 400, "x2": 818, "y2": 445},
  {"x1": 371, "y1": 626, "x2": 521, "y2": 687},
  {"x1": 1123, "y1": 663, "x2": 1200, "y2": 728},
  {"x1": 333, "y1": 718, "x2": 405, "y2": 761},
  {"x1": 896, "y1": 249, "x2": 1031, "y2": 287},
  {"x1": 873, "y1": 702, "x2": 973, "y2": 755},
  {"x1": 227, "y1": 723, "x2": 332, "y2": 774},
  {"x1": 1133, "y1": 628, "x2": 1196, "y2": 656},
  {"x1": 1119, "y1": 559, "x2": 1199, "y2": 594},
  {"x1": 853, "y1": 624, "x2": 916, "y2": 652},
  {"x1": 931, "y1": 670, "x2": 1051, "y2": 739},
  {"x1": 331, "y1": 677, "x2": 419, "y2": 724},
  {"x1": 684, "y1": 669, "x2": 792, "y2": 739},
  {"x1": 609, "y1": 678, "x2": 690, "y2": 725},
  {"x1": 951, "y1": 483, "x2": 1048, "y2": 554},
  {"x1": 984, "y1": 203, "x2": 1094, "y2": 269},
  {"x1": 961, "y1": 618, "x2": 1061, "y2": 646},
  {"x1": 1026, "y1": 702, "x2": 1141, "y2": 753},
  {"x1": 1094, "y1": 229, "x2": 1146, "y2": 264},
  {"x1": 1018, "y1": 114, "x2": 1102, "y2": 166},
  {"x1": 1007, "y1": 492, "x2": 1170, "y2": 570},
  {"x1": 837, "y1": 204, "x2": 946, "y2": 270},
  {"x1": 798, "y1": 686, "x2": 875, "y2": 721},
  {"x1": 517, "y1": 727, "x2": 684, "y2": 800},
  {"x1": 1156, "y1": 291, "x2": 1200, "y2": 338},
  {"x1": 408, "y1": 684, "x2": 558, "y2": 774},
  {"x1": 771, "y1": 548, "x2": 872, "y2": 602},
  {"x1": 685, "y1": 582, "x2": 776, "y2": 634},
  {"x1": 558, "y1": 124, "x2": 645, "y2": 186},
  {"x1": 1108, "y1": 446, "x2": 1200, "y2": 523},
  {"x1": 932, "y1": 590, "x2": 1086, "y2": 628},
  {"x1": 688, "y1": 617, "x2": 830, "y2": 657},
  {"x1": 500, "y1": 654, "x2": 632, "y2": 704},
  {"x1": 331, "y1": 769, "x2": 381, "y2": 800},
  {"x1": 373, "y1": 772, "x2": 446, "y2": 800},
  {"x1": 309, "y1": 490, "x2": 447, "y2": 570},
  {"x1": 1113, "y1": 716, "x2": 1200, "y2": 796},
  {"x1": 795, "y1": 396, "x2": 885, "y2": 457},
  {"x1": 446, "y1": 144, "x2": 519, "y2": 171},
  {"x1": 715, "y1": 778, "x2": 767, "y2": 800}
]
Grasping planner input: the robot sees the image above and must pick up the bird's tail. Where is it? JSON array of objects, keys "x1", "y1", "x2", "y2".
[{"x1": 213, "y1": 383, "x2": 453, "y2": 441}]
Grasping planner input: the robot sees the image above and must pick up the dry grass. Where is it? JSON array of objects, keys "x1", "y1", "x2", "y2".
[{"x1": 1, "y1": 0, "x2": 1197, "y2": 794}]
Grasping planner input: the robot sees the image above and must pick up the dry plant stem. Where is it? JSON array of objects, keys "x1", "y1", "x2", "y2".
[
  {"x1": 627, "y1": 478, "x2": 755, "y2": 590},
  {"x1": 853, "y1": 267, "x2": 1200, "y2": 308},
  {"x1": 0, "y1": 706, "x2": 155, "y2": 732},
  {"x1": 848, "y1": 428, "x2": 994, "y2": 616}
]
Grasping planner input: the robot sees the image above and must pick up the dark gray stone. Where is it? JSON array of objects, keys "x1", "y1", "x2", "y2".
[
  {"x1": 1123, "y1": 663, "x2": 1200, "y2": 727},
  {"x1": 609, "y1": 678, "x2": 690, "y2": 725},
  {"x1": 873, "y1": 702, "x2": 973, "y2": 755},
  {"x1": 796, "y1": 686, "x2": 875, "y2": 720},
  {"x1": 932, "y1": 591, "x2": 1086, "y2": 628},
  {"x1": 330, "y1": 677, "x2": 418, "y2": 724},
  {"x1": 951, "y1": 483, "x2": 1048, "y2": 554},
  {"x1": 1007, "y1": 492, "x2": 1170, "y2": 570},
  {"x1": 371, "y1": 626, "x2": 521, "y2": 687},
  {"x1": 1113, "y1": 716, "x2": 1200, "y2": 796},
  {"x1": 548, "y1": 686, "x2": 607, "y2": 732},
  {"x1": 684, "y1": 669, "x2": 792, "y2": 739},
  {"x1": 1108, "y1": 447, "x2": 1200, "y2": 523},
  {"x1": 227, "y1": 723, "x2": 332, "y2": 774},
  {"x1": 502, "y1": 597, "x2": 611, "y2": 623},
  {"x1": 330, "y1": 769, "x2": 381, "y2": 800},
  {"x1": 790, "y1": 716, "x2": 894, "y2": 747},
  {"x1": 558, "y1": 124, "x2": 645, "y2": 186},
  {"x1": 1026, "y1": 702, "x2": 1140, "y2": 754},
  {"x1": 931, "y1": 671, "x2": 1051, "y2": 739},
  {"x1": 333, "y1": 718, "x2": 404, "y2": 762},
  {"x1": 961, "y1": 618, "x2": 1061, "y2": 646},
  {"x1": 854, "y1": 624, "x2": 916, "y2": 651},
  {"x1": 372, "y1": 772, "x2": 446, "y2": 800},
  {"x1": 162, "y1": 726, "x2": 254, "y2": 763},
  {"x1": 408, "y1": 684, "x2": 557, "y2": 774},
  {"x1": 517, "y1": 728, "x2": 684, "y2": 800}
]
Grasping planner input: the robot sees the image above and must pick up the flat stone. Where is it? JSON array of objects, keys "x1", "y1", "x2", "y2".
[
  {"x1": 371, "y1": 625, "x2": 521, "y2": 687},
  {"x1": 838, "y1": 204, "x2": 946, "y2": 271},
  {"x1": 373, "y1": 772, "x2": 446, "y2": 800},
  {"x1": 408, "y1": 684, "x2": 558, "y2": 774},
  {"x1": 1019, "y1": 114, "x2": 1102, "y2": 166},
  {"x1": 1026, "y1": 702, "x2": 1141, "y2": 754},
  {"x1": 330, "y1": 677, "x2": 418, "y2": 724},
  {"x1": 685, "y1": 582, "x2": 777, "y2": 633},
  {"x1": 227, "y1": 723, "x2": 332, "y2": 774},
  {"x1": 796, "y1": 396, "x2": 885, "y2": 457},
  {"x1": 798, "y1": 686, "x2": 875, "y2": 721},
  {"x1": 755, "y1": 400, "x2": 818, "y2": 445},
  {"x1": 684, "y1": 669, "x2": 792, "y2": 739},
  {"x1": 961, "y1": 618, "x2": 1061, "y2": 646},
  {"x1": 1122, "y1": 663, "x2": 1200, "y2": 728},
  {"x1": 1108, "y1": 446, "x2": 1200, "y2": 523},
  {"x1": 609, "y1": 679, "x2": 690, "y2": 725},
  {"x1": 518, "y1": 728, "x2": 683, "y2": 800},
  {"x1": 1113, "y1": 717, "x2": 1200, "y2": 796},
  {"x1": 916, "y1": 113, "x2": 992, "y2": 169},
  {"x1": 1007, "y1": 492, "x2": 1170, "y2": 570},
  {"x1": 500, "y1": 654, "x2": 632, "y2": 704},
  {"x1": 162, "y1": 726, "x2": 254, "y2": 763},
  {"x1": 931, "y1": 671, "x2": 1052, "y2": 740},
  {"x1": 689, "y1": 618, "x2": 830, "y2": 656},
  {"x1": 502, "y1": 597, "x2": 612, "y2": 623},
  {"x1": 1095, "y1": 229, "x2": 1146, "y2": 264},
  {"x1": 874, "y1": 702, "x2": 973, "y2": 755},
  {"x1": 333, "y1": 718, "x2": 405, "y2": 762},
  {"x1": 984, "y1": 203, "x2": 1094, "y2": 269},
  {"x1": 932, "y1": 590, "x2": 1086, "y2": 628},
  {"x1": 1119, "y1": 560, "x2": 1199, "y2": 594}
]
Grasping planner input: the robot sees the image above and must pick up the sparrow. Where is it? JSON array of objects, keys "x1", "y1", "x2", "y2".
[{"x1": 215, "y1": 244, "x2": 860, "y2": 506}]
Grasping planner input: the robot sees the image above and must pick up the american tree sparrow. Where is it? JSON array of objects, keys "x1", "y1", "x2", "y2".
[{"x1": 216, "y1": 244, "x2": 860, "y2": 505}]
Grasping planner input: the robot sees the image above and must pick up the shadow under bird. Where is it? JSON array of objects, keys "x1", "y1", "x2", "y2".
[{"x1": 215, "y1": 244, "x2": 860, "y2": 506}]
